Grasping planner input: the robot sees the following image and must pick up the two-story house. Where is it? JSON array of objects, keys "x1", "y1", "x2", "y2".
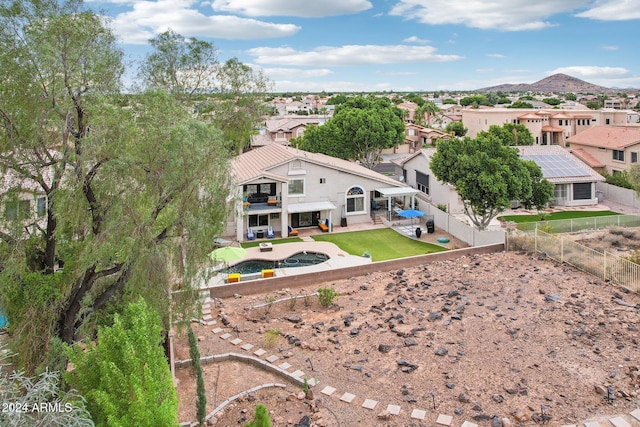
[{"x1": 567, "y1": 126, "x2": 640, "y2": 175}]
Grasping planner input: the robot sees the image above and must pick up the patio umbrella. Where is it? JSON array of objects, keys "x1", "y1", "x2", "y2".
[
  {"x1": 208, "y1": 246, "x2": 247, "y2": 275},
  {"x1": 397, "y1": 209, "x2": 425, "y2": 235}
]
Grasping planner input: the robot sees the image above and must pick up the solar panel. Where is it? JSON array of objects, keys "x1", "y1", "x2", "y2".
[{"x1": 522, "y1": 154, "x2": 589, "y2": 178}]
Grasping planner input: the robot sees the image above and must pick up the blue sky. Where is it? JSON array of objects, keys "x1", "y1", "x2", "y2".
[{"x1": 86, "y1": 0, "x2": 640, "y2": 93}]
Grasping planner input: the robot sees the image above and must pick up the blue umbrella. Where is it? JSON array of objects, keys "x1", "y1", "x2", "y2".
[{"x1": 397, "y1": 209, "x2": 425, "y2": 235}]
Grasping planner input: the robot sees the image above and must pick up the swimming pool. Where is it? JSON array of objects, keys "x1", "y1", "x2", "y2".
[{"x1": 227, "y1": 251, "x2": 329, "y2": 275}]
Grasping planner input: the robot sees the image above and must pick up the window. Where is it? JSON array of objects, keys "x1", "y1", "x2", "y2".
[
  {"x1": 573, "y1": 183, "x2": 592, "y2": 200},
  {"x1": 613, "y1": 150, "x2": 625, "y2": 162},
  {"x1": 416, "y1": 171, "x2": 429, "y2": 195},
  {"x1": 288, "y1": 179, "x2": 304, "y2": 196},
  {"x1": 296, "y1": 128, "x2": 305, "y2": 137},
  {"x1": 408, "y1": 129, "x2": 416, "y2": 136},
  {"x1": 632, "y1": 152, "x2": 638, "y2": 163},
  {"x1": 605, "y1": 118, "x2": 610, "y2": 125},
  {"x1": 248, "y1": 214, "x2": 269, "y2": 227},
  {"x1": 5, "y1": 199, "x2": 31, "y2": 220},
  {"x1": 36, "y1": 197, "x2": 47, "y2": 218},
  {"x1": 554, "y1": 184, "x2": 566, "y2": 200},
  {"x1": 319, "y1": 178, "x2": 326, "y2": 184},
  {"x1": 346, "y1": 186, "x2": 365, "y2": 214}
]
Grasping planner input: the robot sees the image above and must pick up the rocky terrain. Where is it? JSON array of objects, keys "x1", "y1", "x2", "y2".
[{"x1": 175, "y1": 250, "x2": 640, "y2": 426}]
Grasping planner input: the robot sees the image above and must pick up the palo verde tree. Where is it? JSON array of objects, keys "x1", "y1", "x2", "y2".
[
  {"x1": 430, "y1": 134, "x2": 534, "y2": 230},
  {"x1": 296, "y1": 95, "x2": 405, "y2": 169},
  {"x1": 139, "y1": 32, "x2": 272, "y2": 154},
  {"x1": 65, "y1": 298, "x2": 179, "y2": 426},
  {"x1": 0, "y1": 0, "x2": 232, "y2": 371}
]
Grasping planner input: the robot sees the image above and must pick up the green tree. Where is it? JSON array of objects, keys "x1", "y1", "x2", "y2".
[
  {"x1": 445, "y1": 121, "x2": 467, "y2": 137},
  {"x1": 478, "y1": 124, "x2": 534, "y2": 146},
  {"x1": 542, "y1": 98, "x2": 562, "y2": 106},
  {"x1": 520, "y1": 160, "x2": 555, "y2": 210},
  {"x1": 0, "y1": 1, "x2": 232, "y2": 372},
  {"x1": 415, "y1": 101, "x2": 440, "y2": 127},
  {"x1": 564, "y1": 93, "x2": 577, "y2": 101},
  {"x1": 188, "y1": 325, "x2": 207, "y2": 426},
  {"x1": 245, "y1": 404, "x2": 272, "y2": 427},
  {"x1": 629, "y1": 165, "x2": 640, "y2": 195},
  {"x1": 65, "y1": 299, "x2": 178, "y2": 427},
  {"x1": 296, "y1": 96, "x2": 405, "y2": 169},
  {"x1": 460, "y1": 95, "x2": 492, "y2": 107},
  {"x1": 137, "y1": 29, "x2": 219, "y2": 98},
  {"x1": 507, "y1": 100, "x2": 534, "y2": 108},
  {"x1": 430, "y1": 135, "x2": 533, "y2": 230}
]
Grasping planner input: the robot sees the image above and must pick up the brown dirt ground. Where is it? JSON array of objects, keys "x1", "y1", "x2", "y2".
[{"x1": 174, "y1": 250, "x2": 640, "y2": 427}]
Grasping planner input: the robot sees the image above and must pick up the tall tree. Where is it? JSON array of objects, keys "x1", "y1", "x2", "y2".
[
  {"x1": 430, "y1": 135, "x2": 533, "y2": 230},
  {"x1": 139, "y1": 32, "x2": 272, "y2": 154},
  {"x1": 0, "y1": 1, "x2": 232, "y2": 371},
  {"x1": 478, "y1": 124, "x2": 534, "y2": 146},
  {"x1": 65, "y1": 298, "x2": 179, "y2": 426},
  {"x1": 296, "y1": 96, "x2": 405, "y2": 169}
]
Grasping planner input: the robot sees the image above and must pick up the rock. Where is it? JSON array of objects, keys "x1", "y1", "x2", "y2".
[
  {"x1": 594, "y1": 384, "x2": 607, "y2": 395},
  {"x1": 343, "y1": 314, "x2": 355, "y2": 326},
  {"x1": 458, "y1": 393, "x2": 471, "y2": 403},
  {"x1": 297, "y1": 415, "x2": 311, "y2": 427},
  {"x1": 286, "y1": 315, "x2": 302, "y2": 323},
  {"x1": 378, "y1": 344, "x2": 392, "y2": 353},
  {"x1": 454, "y1": 407, "x2": 464, "y2": 415},
  {"x1": 435, "y1": 346, "x2": 448, "y2": 356},
  {"x1": 502, "y1": 417, "x2": 511, "y2": 427},
  {"x1": 545, "y1": 294, "x2": 562, "y2": 303},
  {"x1": 327, "y1": 325, "x2": 340, "y2": 332},
  {"x1": 396, "y1": 358, "x2": 418, "y2": 373},
  {"x1": 492, "y1": 416, "x2": 503, "y2": 427},
  {"x1": 492, "y1": 394, "x2": 505, "y2": 403},
  {"x1": 512, "y1": 410, "x2": 529, "y2": 423},
  {"x1": 428, "y1": 312, "x2": 443, "y2": 321},
  {"x1": 350, "y1": 328, "x2": 360, "y2": 336},
  {"x1": 404, "y1": 338, "x2": 418, "y2": 347}
]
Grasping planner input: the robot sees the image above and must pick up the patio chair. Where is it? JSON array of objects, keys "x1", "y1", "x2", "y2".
[
  {"x1": 318, "y1": 218, "x2": 329, "y2": 232},
  {"x1": 246, "y1": 228, "x2": 255, "y2": 240},
  {"x1": 213, "y1": 237, "x2": 232, "y2": 247},
  {"x1": 267, "y1": 195, "x2": 278, "y2": 206},
  {"x1": 266, "y1": 226, "x2": 275, "y2": 238},
  {"x1": 287, "y1": 225, "x2": 298, "y2": 236}
]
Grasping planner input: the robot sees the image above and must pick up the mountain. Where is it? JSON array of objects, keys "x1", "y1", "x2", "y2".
[{"x1": 479, "y1": 73, "x2": 617, "y2": 93}]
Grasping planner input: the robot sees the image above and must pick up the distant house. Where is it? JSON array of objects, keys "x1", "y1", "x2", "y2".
[
  {"x1": 226, "y1": 144, "x2": 417, "y2": 241},
  {"x1": 250, "y1": 116, "x2": 325, "y2": 148},
  {"x1": 394, "y1": 145, "x2": 604, "y2": 213},
  {"x1": 386, "y1": 124, "x2": 450, "y2": 155},
  {"x1": 567, "y1": 126, "x2": 640, "y2": 175}
]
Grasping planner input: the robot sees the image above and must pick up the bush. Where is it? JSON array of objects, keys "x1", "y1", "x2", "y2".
[
  {"x1": 602, "y1": 172, "x2": 634, "y2": 189},
  {"x1": 188, "y1": 325, "x2": 207, "y2": 426},
  {"x1": 317, "y1": 287, "x2": 339, "y2": 307},
  {"x1": 264, "y1": 329, "x2": 280, "y2": 349},
  {"x1": 245, "y1": 404, "x2": 271, "y2": 427}
]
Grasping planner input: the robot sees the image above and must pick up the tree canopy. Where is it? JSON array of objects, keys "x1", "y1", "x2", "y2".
[
  {"x1": 65, "y1": 298, "x2": 178, "y2": 426},
  {"x1": 445, "y1": 121, "x2": 467, "y2": 137},
  {"x1": 0, "y1": 0, "x2": 232, "y2": 373},
  {"x1": 430, "y1": 135, "x2": 535, "y2": 229},
  {"x1": 295, "y1": 96, "x2": 405, "y2": 169},
  {"x1": 477, "y1": 124, "x2": 534, "y2": 146}
]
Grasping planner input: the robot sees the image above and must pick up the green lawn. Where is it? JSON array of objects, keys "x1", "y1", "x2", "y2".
[
  {"x1": 311, "y1": 228, "x2": 447, "y2": 261},
  {"x1": 499, "y1": 210, "x2": 621, "y2": 223},
  {"x1": 241, "y1": 237, "x2": 302, "y2": 248}
]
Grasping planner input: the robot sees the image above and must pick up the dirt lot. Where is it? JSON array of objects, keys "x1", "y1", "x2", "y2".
[
  {"x1": 566, "y1": 226, "x2": 640, "y2": 259},
  {"x1": 175, "y1": 250, "x2": 640, "y2": 426}
]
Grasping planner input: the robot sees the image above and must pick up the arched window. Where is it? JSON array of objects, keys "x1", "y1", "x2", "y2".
[{"x1": 346, "y1": 186, "x2": 365, "y2": 214}]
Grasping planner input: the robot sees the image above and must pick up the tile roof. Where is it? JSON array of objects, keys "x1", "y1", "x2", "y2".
[
  {"x1": 231, "y1": 144, "x2": 405, "y2": 187},
  {"x1": 569, "y1": 148, "x2": 605, "y2": 168},
  {"x1": 566, "y1": 125, "x2": 640, "y2": 149}
]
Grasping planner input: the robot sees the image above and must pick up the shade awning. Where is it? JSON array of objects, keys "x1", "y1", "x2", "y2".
[
  {"x1": 375, "y1": 186, "x2": 420, "y2": 197},
  {"x1": 287, "y1": 201, "x2": 337, "y2": 213}
]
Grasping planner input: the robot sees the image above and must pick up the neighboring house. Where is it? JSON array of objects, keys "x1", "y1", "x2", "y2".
[
  {"x1": 394, "y1": 145, "x2": 604, "y2": 214},
  {"x1": 0, "y1": 165, "x2": 50, "y2": 234},
  {"x1": 386, "y1": 124, "x2": 450, "y2": 155},
  {"x1": 462, "y1": 107, "x2": 630, "y2": 144},
  {"x1": 518, "y1": 145, "x2": 604, "y2": 207},
  {"x1": 566, "y1": 126, "x2": 640, "y2": 175},
  {"x1": 250, "y1": 116, "x2": 324, "y2": 148},
  {"x1": 226, "y1": 144, "x2": 417, "y2": 241}
]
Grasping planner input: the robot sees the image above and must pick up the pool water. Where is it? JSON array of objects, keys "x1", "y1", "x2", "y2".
[{"x1": 228, "y1": 251, "x2": 329, "y2": 275}]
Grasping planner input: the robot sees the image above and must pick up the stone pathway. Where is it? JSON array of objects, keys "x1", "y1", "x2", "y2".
[{"x1": 193, "y1": 301, "x2": 640, "y2": 427}]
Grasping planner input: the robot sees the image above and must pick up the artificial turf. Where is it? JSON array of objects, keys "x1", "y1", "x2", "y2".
[{"x1": 498, "y1": 210, "x2": 621, "y2": 223}]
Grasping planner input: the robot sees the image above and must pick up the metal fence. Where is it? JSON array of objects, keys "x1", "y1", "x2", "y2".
[
  {"x1": 514, "y1": 214, "x2": 640, "y2": 233},
  {"x1": 506, "y1": 227, "x2": 640, "y2": 293}
]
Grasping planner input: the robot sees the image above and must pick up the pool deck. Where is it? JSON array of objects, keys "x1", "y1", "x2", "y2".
[{"x1": 206, "y1": 241, "x2": 372, "y2": 287}]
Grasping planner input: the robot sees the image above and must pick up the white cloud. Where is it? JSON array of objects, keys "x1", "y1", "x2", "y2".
[
  {"x1": 105, "y1": 0, "x2": 300, "y2": 44},
  {"x1": 389, "y1": 0, "x2": 586, "y2": 31},
  {"x1": 549, "y1": 65, "x2": 628, "y2": 78},
  {"x1": 486, "y1": 53, "x2": 505, "y2": 58},
  {"x1": 211, "y1": 0, "x2": 372, "y2": 17},
  {"x1": 247, "y1": 44, "x2": 463, "y2": 66},
  {"x1": 575, "y1": 0, "x2": 640, "y2": 21},
  {"x1": 262, "y1": 67, "x2": 334, "y2": 79},
  {"x1": 601, "y1": 45, "x2": 619, "y2": 51},
  {"x1": 403, "y1": 36, "x2": 430, "y2": 44},
  {"x1": 475, "y1": 68, "x2": 494, "y2": 73}
]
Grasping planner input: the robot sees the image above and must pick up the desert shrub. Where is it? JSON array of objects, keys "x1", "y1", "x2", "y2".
[
  {"x1": 264, "y1": 329, "x2": 280, "y2": 348},
  {"x1": 245, "y1": 404, "x2": 271, "y2": 427},
  {"x1": 188, "y1": 325, "x2": 207, "y2": 426},
  {"x1": 317, "y1": 287, "x2": 339, "y2": 307}
]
